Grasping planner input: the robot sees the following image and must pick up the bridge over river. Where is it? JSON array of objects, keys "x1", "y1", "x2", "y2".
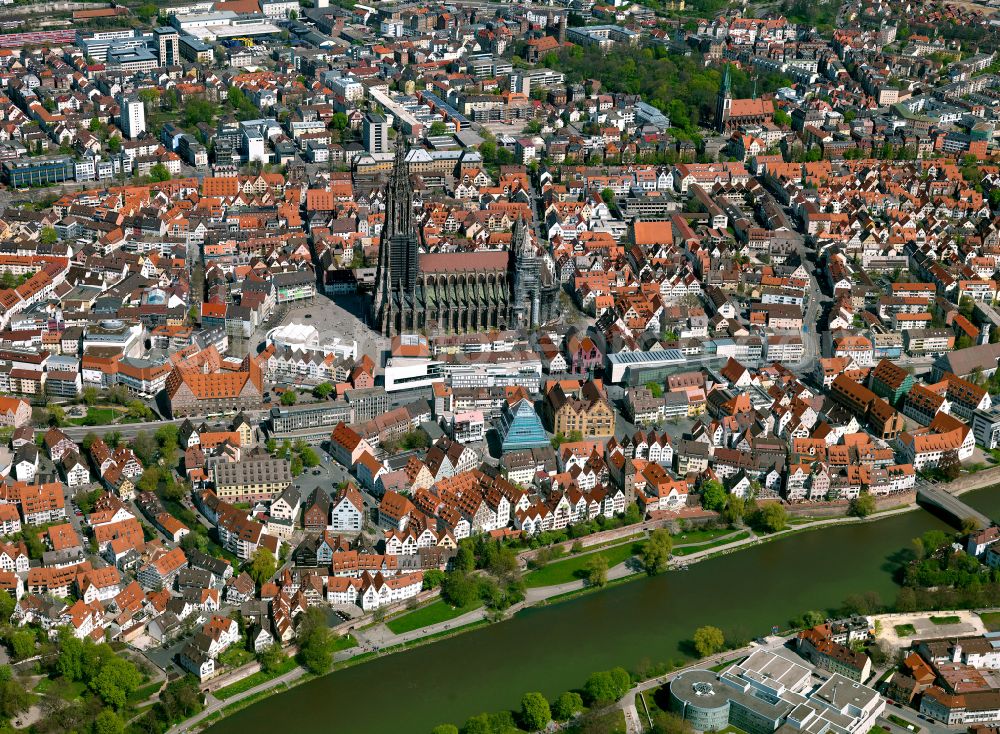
[{"x1": 917, "y1": 482, "x2": 993, "y2": 529}]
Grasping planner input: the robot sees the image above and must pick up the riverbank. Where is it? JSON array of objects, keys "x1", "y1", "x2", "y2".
[{"x1": 180, "y1": 492, "x2": 962, "y2": 734}]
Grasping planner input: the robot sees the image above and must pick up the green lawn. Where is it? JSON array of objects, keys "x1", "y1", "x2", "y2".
[
  {"x1": 386, "y1": 600, "x2": 482, "y2": 634},
  {"x1": 673, "y1": 531, "x2": 750, "y2": 557},
  {"x1": 523, "y1": 542, "x2": 642, "y2": 588},
  {"x1": 930, "y1": 615, "x2": 961, "y2": 625},
  {"x1": 214, "y1": 657, "x2": 298, "y2": 700},
  {"x1": 981, "y1": 611, "x2": 1000, "y2": 631},
  {"x1": 671, "y1": 527, "x2": 734, "y2": 545},
  {"x1": 33, "y1": 677, "x2": 87, "y2": 700},
  {"x1": 127, "y1": 679, "x2": 163, "y2": 703},
  {"x1": 218, "y1": 646, "x2": 254, "y2": 669},
  {"x1": 869, "y1": 726, "x2": 891, "y2": 734},
  {"x1": 330, "y1": 634, "x2": 357, "y2": 653},
  {"x1": 66, "y1": 406, "x2": 125, "y2": 426},
  {"x1": 894, "y1": 624, "x2": 916, "y2": 636}
]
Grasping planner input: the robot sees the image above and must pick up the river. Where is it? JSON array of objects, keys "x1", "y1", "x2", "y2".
[{"x1": 206, "y1": 486, "x2": 1000, "y2": 734}]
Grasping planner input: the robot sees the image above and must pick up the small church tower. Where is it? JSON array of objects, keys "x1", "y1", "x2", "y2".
[{"x1": 716, "y1": 63, "x2": 732, "y2": 133}]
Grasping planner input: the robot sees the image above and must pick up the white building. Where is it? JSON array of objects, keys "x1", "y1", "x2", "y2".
[{"x1": 119, "y1": 95, "x2": 146, "y2": 140}]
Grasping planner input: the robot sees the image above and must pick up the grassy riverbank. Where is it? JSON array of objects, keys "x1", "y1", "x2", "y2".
[
  {"x1": 189, "y1": 501, "x2": 944, "y2": 734},
  {"x1": 386, "y1": 599, "x2": 483, "y2": 634},
  {"x1": 524, "y1": 542, "x2": 644, "y2": 587}
]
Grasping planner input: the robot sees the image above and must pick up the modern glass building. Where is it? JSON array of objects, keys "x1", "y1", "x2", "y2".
[
  {"x1": 2, "y1": 157, "x2": 74, "y2": 187},
  {"x1": 499, "y1": 397, "x2": 549, "y2": 452}
]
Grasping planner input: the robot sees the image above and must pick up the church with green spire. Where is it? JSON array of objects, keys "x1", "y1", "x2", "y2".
[{"x1": 715, "y1": 63, "x2": 773, "y2": 134}]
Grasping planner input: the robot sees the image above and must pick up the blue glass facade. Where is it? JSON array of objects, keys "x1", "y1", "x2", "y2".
[{"x1": 499, "y1": 398, "x2": 549, "y2": 452}]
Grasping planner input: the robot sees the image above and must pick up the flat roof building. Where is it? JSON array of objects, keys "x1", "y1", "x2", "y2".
[{"x1": 670, "y1": 649, "x2": 884, "y2": 734}]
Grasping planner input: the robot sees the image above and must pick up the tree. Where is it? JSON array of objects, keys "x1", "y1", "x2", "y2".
[
  {"x1": 848, "y1": 492, "x2": 876, "y2": 518},
  {"x1": 82, "y1": 386, "x2": 100, "y2": 406},
  {"x1": 249, "y1": 547, "x2": 277, "y2": 585},
  {"x1": 298, "y1": 446, "x2": 319, "y2": 468},
  {"x1": 642, "y1": 529, "x2": 673, "y2": 575},
  {"x1": 296, "y1": 607, "x2": 332, "y2": 675},
  {"x1": 9, "y1": 630, "x2": 34, "y2": 660},
  {"x1": 895, "y1": 586, "x2": 917, "y2": 613},
  {"x1": 796, "y1": 610, "x2": 826, "y2": 628},
  {"x1": 962, "y1": 517, "x2": 983, "y2": 535},
  {"x1": 700, "y1": 480, "x2": 726, "y2": 512},
  {"x1": 429, "y1": 121, "x2": 447, "y2": 136},
  {"x1": 181, "y1": 531, "x2": 208, "y2": 555},
  {"x1": 721, "y1": 496, "x2": 745, "y2": 526},
  {"x1": 462, "y1": 714, "x2": 493, "y2": 734},
  {"x1": 155, "y1": 423, "x2": 180, "y2": 448},
  {"x1": 454, "y1": 544, "x2": 475, "y2": 572},
  {"x1": 584, "y1": 553, "x2": 608, "y2": 587},
  {"x1": 651, "y1": 712, "x2": 694, "y2": 734},
  {"x1": 841, "y1": 591, "x2": 883, "y2": 616},
  {"x1": 313, "y1": 382, "x2": 334, "y2": 399},
  {"x1": 551, "y1": 691, "x2": 584, "y2": 720},
  {"x1": 939, "y1": 449, "x2": 962, "y2": 481},
  {"x1": 487, "y1": 544, "x2": 518, "y2": 579},
  {"x1": 441, "y1": 571, "x2": 478, "y2": 607},
  {"x1": 622, "y1": 502, "x2": 642, "y2": 525},
  {"x1": 90, "y1": 655, "x2": 143, "y2": 709},
  {"x1": 519, "y1": 692, "x2": 551, "y2": 732},
  {"x1": 281, "y1": 390, "x2": 298, "y2": 406},
  {"x1": 93, "y1": 710, "x2": 126, "y2": 734},
  {"x1": 48, "y1": 403, "x2": 65, "y2": 427},
  {"x1": 0, "y1": 673, "x2": 29, "y2": 720},
  {"x1": 137, "y1": 466, "x2": 160, "y2": 494},
  {"x1": 127, "y1": 400, "x2": 152, "y2": 421},
  {"x1": 430, "y1": 726, "x2": 459, "y2": 734},
  {"x1": 258, "y1": 643, "x2": 287, "y2": 673},
  {"x1": 148, "y1": 163, "x2": 171, "y2": 183},
  {"x1": 136, "y1": 2, "x2": 158, "y2": 21},
  {"x1": 40, "y1": 226, "x2": 58, "y2": 245},
  {"x1": 754, "y1": 503, "x2": 788, "y2": 533},
  {"x1": 155, "y1": 677, "x2": 203, "y2": 724},
  {"x1": 583, "y1": 668, "x2": 630, "y2": 705},
  {"x1": 132, "y1": 431, "x2": 157, "y2": 466},
  {"x1": 692, "y1": 625, "x2": 726, "y2": 658},
  {"x1": 644, "y1": 381, "x2": 664, "y2": 398}
]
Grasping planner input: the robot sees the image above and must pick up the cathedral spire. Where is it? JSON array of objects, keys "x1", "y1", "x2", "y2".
[{"x1": 721, "y1": 63, "x2": 732, "y2": 98}]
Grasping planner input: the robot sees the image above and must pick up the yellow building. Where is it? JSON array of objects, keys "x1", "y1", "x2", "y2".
[{"x1": 547, "y1": 380, "x2": 615, "y2": 438}]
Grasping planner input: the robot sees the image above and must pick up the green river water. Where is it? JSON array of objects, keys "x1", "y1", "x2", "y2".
[{"x1": 206, "y1": 486, "x2": 1000, "y2": 734}]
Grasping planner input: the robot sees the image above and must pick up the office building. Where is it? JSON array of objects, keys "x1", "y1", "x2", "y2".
[
  {"x1": 2, "y1": 157, "x2": 75, "y2": 187},
  {"x1": 363, "y1": 112, "x2": 389, "y2": 154},
  {"x1": 153, "y1": 26, "x2": 179, "y2": 66},
  {"x1": 670, "y1": 649, "x2": 884, "y2": 734}
]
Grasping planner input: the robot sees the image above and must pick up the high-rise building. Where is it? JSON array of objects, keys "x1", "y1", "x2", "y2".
[
  {"x1": 363, "y1": 113, "x2": 389, "y2": 154},
  {"x1": 153, "y1": 27, "x2": 179, "y2": 67},
  {"x1": 119, "y1": 95, "x2": 146, "y2": 139}
]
